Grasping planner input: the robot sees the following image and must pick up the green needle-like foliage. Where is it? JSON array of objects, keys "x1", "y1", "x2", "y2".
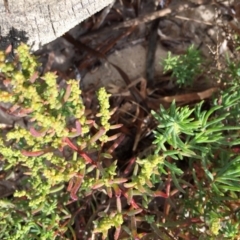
[{"x1": 151, "y1": 82, "x2": 240, "y2": 238}]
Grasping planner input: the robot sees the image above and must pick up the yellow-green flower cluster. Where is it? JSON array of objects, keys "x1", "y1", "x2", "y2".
[
  {"x1": 7, "y1": 127, "x2": 35, "y2": 146},
  {"x1": 43, "y1": 168, "x2": 67, "y2": 185},
  {"x1": 17, "y1": 44, "x2": 38, "y2": 76},
  {"x1": 97, "y1": 87, "x2": 111, "y2": 142},
  {"x1": 97, "y1": 87, "x2": 111, "y2": 130},
  {"x1": 0, "y1": 136, "x2": 25, "y2": 167},
  {"x1": 12, "y1": 72, "x2": 26, "y2": 91},
  {"x1": 44, "y1": 153, "x2": 63, "y2": 165},
  {"x1": 23, "y1": 85, "x2": 40, "y2": 101},
  {"x1": 209, "y1": 218, "x2": 221, "y2": 236},
  {"x1": 66, "y1": 80, "x2": 89, "y2": 135},
  {"x1": 67, "y1": 80, "x2": 83, "y2": 115},
  {"x1": 0, "y1": 146, "x2": 22, "y2": 167},
  {"x1": 14, "y1": 173, "x2": 52, "y2": 208},
  {"x1": 135, "y1": 155, "x2": 163, "y2": 187},
  {"x1": 0, "y1": 51, "x2": 5, "y2": 62},
  {"x1": 42, "y1": 72, "x2": 60, "y2": 109},
  {"x1": 94, "y1": 212, "x2": 123, "y2": 238},
  {"x1": 103, "y1": 160, "x2": 117, "y2": 179},
  {"x1": 0, "y1": 91, "x2": 15, "y2": 103},
  {"x1": 64, "y1": 157, "x2": 86, "y2": 178},
  {"x1": 0, "y1": 62, "x2": 15, "y2": 74},
  {"x1": 81, "y1": 177, "x2": 95, "y2": 190}
]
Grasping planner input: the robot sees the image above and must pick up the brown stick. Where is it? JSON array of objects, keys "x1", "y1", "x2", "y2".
[
  {"x1": 111, "y1": 8, "x2": 171, "y2": 29},
  {"x1": 79, "y1": 8, "x2": 171, "y2": 40}
]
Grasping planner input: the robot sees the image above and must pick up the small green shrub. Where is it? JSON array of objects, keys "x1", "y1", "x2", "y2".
[
  {"x1": 163, "y1": 45, "x2": 203, "y2": 87},
  {"x1": 0, "y1": 44, "x2": 116, "y2": 239}
]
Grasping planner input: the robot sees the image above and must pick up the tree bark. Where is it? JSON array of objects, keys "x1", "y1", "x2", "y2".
[{"x1": 0, "y1": 0, "x2": 114, "y2": 51}]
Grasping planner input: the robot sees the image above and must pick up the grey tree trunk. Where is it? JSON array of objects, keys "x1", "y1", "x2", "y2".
[{"x1": 0, "y1": 0, "x2": 114, "y2": 51}]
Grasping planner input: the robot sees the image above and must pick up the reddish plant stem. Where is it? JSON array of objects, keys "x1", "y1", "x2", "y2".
[
  {"x1": 107, "y1": 133, "x2": 125, "y2": 154},
  {"x1": 70, "y1": 176, "x2": 83, "y2": 201}
]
